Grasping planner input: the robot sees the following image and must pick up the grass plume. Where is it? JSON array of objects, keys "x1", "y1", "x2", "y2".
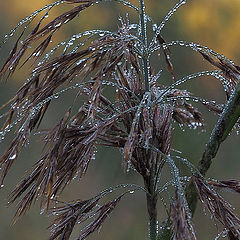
[{"x1": 1, "y1": 1, "x2": 240, "y2": 240}]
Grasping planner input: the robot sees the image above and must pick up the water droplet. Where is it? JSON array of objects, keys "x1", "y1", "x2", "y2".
[
  {"x1": 152, "y1": 24, "x2": 157, "y2": 31},
  {"x1": 55, "y1": 22, "x2": 62, "y2": 28},
  {"x1": 40, "y1": 209, "x2": 45, "y2": 215},
  {"x1": 9, "y1": 153, "x2": 17, "y2": 160}
]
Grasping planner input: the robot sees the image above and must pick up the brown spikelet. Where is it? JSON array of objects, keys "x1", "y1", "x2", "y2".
[
  {"x1": 173, "y1": 107, "x2": 203, "y2": 128},
  {"x1": 122, "y1": 93, "x2": 148, "y2": 171},
  {"x1": 123, "y1": 130, "x2": 138, "y2": 170},
  {"x1": 27, "y1": 2, "x2": 93, "y2": 42},
  {"x1": 0, "y1": 28, "x2": 26, "y2": 79},
  {"x1": 153, "y1": 87, "x2": 205, "y2": 128},
  {"x1": 170, "y1": 191, "x2": 196, "y2": 240},
  {"x1": 7, "y1": 106, "x2": 126, "y2": 215},
  {"x1": 156, "y1": 34, "x2": 175, "y2": 81},
  {"x1": 153, "y1": 104, "x2": 173, "y2": 158},
  {"x1": 208, "y1": 179, "x2": 240, "y2": 194},
  {"x1": 78, "y1": 196, "x2": 122, "y2": 240},
  {"x1": 192, "y1": 176, "x2": 240, "y2": 239},
  {"x1": 20, "y1": 34, "x2": 53, "y2": 67},
  {"x1": 199, "y1": 50, "x2": 240, "y2": 99},
  {"x1": 87, "y1": 77, "x2": 103, "y2": 118},
  {"x1": 48, "y1": 195, "x2": 122, "y2": 240},
  {"x1": 48, "y1": 197, "x2": 101, "y2": 240},
  {"x1": 0, "y1": 2, "x2": 93, "y2": 80}
]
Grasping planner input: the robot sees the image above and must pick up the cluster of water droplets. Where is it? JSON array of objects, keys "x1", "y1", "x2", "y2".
[
  {"x1": 37, "y1": 40, "x2": 68, "y2": 67},
  {"x1": 148, "y1": 220, "x2": 159, "y2": 240},
  {"x1": 164, "y1": 40, "x2": 234, "y2": 64},
  {"x1": 63, "y1": 30, "x2": 112, "y2": 54},
  {"x1": 157, "y1": 176, "x2": 190, "y2": 195},
  {"x1": 0, "y1": 81, "x2": 97, "y2": 143},
  {"x1": 33, "y1": 15, "x2": 116, "y2": 71},
  {"x1": 94, "y1": 184, "x2": 146, "y2": 201},
  {"x1": 107, "y1": 0, "x2": 138, "y2": 11},
  {"x1": 138, "y1": 0, "x2": 148, "y2": 43},
  {"x1": 153, "y1": 70, "x2": 222, "y2": 107},
  {"x1": 158, "y1": 0, "x2": 186, "y2": 33},
  {"x1": 124, "y1": 92, "x2": 151, "y2": 172},
  {"x1": 151, "y1": 70, "x2": 163, "y2": 86},
  {"x1": 165, "y1": 154, "x2": 197, "y2": 239},
  {"x1": 103, "y1": 79, "x2": 138, "y2": 100},
  {"x1": 214, "y1": 228, "x2": 229, "y2": 240},
  {"x1": 235, "y1": 122, "x2": 240, "y2": 135},
  {"x1": 149, "y1": 0, "x2": 186, "y2": 50},
  {"x1": 36, "y1": 35, "x2": 90, "y2": 70},
  {"x1": 3, "y1": 0, "x2": 65, "y2": 45},
  {"x1": 175, "y1": 155, "x2": 201, "y2": 176},
  {"x1": 165, "y1": 155, "x2": 184, "y2": 193},
  {"x1": 0, "y1": 111, "x2": 26, "y2": 143}
]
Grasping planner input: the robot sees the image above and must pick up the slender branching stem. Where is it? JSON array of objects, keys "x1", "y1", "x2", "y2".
[
  {"x1": 145, "y1": 161, "x2": 158, "y2": 240},
  {"x1": 145, "y1": 115, "x2": 158, "y2": 240},
  {"x1": 139, "y1": 1, "x2": 158, "y2": 238},
  {"x1": 139, "y1": 0, "x2": 150, "y2": 92},
  {"x1": 146, "y1": 193, "x2": 158, "y2": 240}
]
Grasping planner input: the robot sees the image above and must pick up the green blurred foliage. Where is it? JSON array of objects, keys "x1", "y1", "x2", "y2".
[{"x1": 0, "y1": 1, "x2": 240, "y2": 239}]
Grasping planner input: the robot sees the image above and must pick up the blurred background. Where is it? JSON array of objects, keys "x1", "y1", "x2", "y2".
[{"x1": 0, "y1": 0, "x2": 240, "y2": 239}]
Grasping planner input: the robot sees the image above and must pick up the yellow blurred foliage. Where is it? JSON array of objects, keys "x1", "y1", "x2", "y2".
[
  {"x1": 181, "y1": 0, "x2": 240, "y2": 60},
  {"x1": 2, "y1": 0, "x2": 114, "y2": 27},
  {"x1": 3, "y1": 0, "x2": 240, "y2": 60},
  {"x1": 1, "y1": 0, "x2": 57, "y2": 23}
]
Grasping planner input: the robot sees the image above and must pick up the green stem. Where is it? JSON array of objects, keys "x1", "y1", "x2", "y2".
[
  {"x1": 146, "y1": 193, "x2": 158, "y2": 240},
  {"x1": 187, "y1": 80, "x2": 240, "y2": 214},
  {"x1": 199, "y1": 83, "x2": 240, "y2": 174},
  {"x1": 145, "y1": 162, "x2": 158, "y2": 240}
]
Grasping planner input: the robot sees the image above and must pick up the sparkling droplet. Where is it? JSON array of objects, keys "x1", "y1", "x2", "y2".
[{"x1": 9, "y1": 153, "x2": 17, "y2": 160}]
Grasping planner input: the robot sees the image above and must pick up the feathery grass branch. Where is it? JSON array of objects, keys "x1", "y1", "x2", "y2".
[
  {"x1": 139, "y1": 0, "x2": 150, "y2": 92},
  {"x1": 187, "y1": 78, "x2": 240, "y2": 215},
  {"x1": 160, "y1": 66, "x2": 240, "y2": 240}
]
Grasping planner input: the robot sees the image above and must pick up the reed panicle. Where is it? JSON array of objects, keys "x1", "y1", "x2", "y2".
[{"x1": 1, "y1": 1, "x2": 240, "y2": 239}]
